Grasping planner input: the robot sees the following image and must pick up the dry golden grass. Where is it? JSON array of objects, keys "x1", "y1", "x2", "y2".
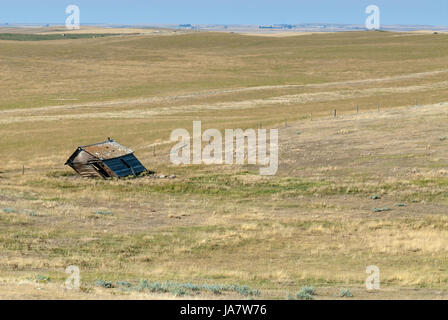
[{"x1": 1, "y1": 30, "x2": 448, "y2": 299}]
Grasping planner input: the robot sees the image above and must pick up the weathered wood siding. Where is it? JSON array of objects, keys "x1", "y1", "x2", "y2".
[{"x1": 70, "y1": 150, "x2": 102, "y2": 178}]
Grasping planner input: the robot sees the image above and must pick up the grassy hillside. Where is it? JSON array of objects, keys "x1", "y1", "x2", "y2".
[
  {"x1": 1, "y1": 31, "x2": 448, "y2": 111},
  {"x1": 1, "y1": 30, "x2": 448, "y2": 299}
]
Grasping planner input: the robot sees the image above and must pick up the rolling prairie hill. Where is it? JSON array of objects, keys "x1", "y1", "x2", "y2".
[{"x1": 1, "y1": 29, "x2": 448, "y2": 299}]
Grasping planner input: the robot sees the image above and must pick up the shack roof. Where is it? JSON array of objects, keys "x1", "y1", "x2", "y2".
[{"x1": 81, "y1": 139, "x2": 134, "y2": 160}]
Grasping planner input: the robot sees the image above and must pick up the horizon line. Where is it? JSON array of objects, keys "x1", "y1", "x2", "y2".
[{"x1": 1, "y1": 22, "x2": 448, "y2": 28}]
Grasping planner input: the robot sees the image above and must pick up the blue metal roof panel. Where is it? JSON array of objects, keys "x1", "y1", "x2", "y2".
[{"x1": 103, "y1": 154, "x2": 147, "y2": 177}]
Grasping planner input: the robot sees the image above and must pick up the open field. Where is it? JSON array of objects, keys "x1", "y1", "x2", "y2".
[{"x1": 1, "y1": 29, "x2": 448, "y2": 299}]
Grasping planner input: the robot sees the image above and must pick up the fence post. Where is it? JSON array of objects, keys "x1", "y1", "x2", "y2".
[
  {"x1": 356, "y1": 105, "x2": 359, "y2": 113},
  {"x1": 334, "y1": 109, "x2": 337, "y2": 117},
  {"x1": 22, "y1": 165, "x2": 24, "y2": 175},
  {"x1": 310, "y1": 112, "x2": 312, "y2": 121}
]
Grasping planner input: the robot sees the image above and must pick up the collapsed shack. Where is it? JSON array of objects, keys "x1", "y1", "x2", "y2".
[{"x1": 65, "y1": 138, "x2": 147, "y2": 179}]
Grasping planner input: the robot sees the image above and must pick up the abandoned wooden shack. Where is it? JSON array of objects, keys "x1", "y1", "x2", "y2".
[{"x1": 65, "y1": 138, "x2": 147, "y2": 178}]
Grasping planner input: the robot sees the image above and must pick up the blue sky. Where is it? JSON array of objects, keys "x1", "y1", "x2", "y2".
[{"x1": 0, "y1": 0, "x2": 447, "y2": 26}]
